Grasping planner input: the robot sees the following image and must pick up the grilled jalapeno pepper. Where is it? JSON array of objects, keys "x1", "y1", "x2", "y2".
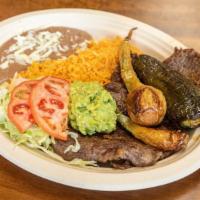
[{"x1": 119, "y1": 28, "x2": 167, "y2": 126}]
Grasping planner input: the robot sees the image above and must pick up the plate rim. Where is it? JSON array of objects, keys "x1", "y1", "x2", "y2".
[{"x1": 0, "y1": 8, "x2": 199, "y2": 191}]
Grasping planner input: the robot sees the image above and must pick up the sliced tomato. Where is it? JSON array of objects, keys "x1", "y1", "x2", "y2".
[
  {"x1": 7, "y1": 80, "x2": 38, "y2": 132},
  {"x1": 30, "y1": 77, "x2": 69, "y2": 141}
]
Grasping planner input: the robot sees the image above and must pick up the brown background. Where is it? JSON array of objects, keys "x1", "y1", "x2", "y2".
[{"x1": 0, "y1": 0, "x2": 200, "y2": 199}]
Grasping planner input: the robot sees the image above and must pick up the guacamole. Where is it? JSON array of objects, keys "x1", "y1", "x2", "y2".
[{"x1": 69, "y1": 81, "x2": 117, "y2": 135}]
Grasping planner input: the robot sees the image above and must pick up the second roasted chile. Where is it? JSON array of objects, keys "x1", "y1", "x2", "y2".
[{"x1": 132, "y1": 54, "x2": 200, "y2": 128}]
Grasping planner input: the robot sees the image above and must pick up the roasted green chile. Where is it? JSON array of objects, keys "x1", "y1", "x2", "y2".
[{"x1": 132, "y1": 54, "x2": 200, "y2": 128}]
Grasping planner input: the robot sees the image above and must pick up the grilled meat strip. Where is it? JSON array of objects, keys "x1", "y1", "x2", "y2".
[
  {"x1": 53, "y1": 128, "x2": 169, "y2": 169},
  {"x1": 164, "y1": 48, "x2": 200, "y2": 86},
  {"x1": 104, "y1": 67, "x2": 128, "y2": 114}
]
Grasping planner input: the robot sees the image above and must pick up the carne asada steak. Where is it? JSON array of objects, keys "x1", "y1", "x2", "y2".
[
  {"x1": 164, "y1": 48, "x2": 200, "y2": 86},
  {"x1": 53, "y1": 128, "x2": 169, "y2": 169},
  {"x1": 105, "y1": 67, "x2": 128, "y2": 114}
]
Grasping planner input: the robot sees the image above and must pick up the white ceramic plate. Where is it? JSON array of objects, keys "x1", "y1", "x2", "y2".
[{"x1": 0, "y1": 9, "x2": 199, "y2": 191}]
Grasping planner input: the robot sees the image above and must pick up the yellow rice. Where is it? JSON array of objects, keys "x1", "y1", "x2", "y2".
[{"x1": 20, "y1": 37, "x2": 142, "y2": 84}]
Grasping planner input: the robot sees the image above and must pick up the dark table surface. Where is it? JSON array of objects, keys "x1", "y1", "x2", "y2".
[{"x1": 0, "y1": 0, "x2": 199, "y2": 199}]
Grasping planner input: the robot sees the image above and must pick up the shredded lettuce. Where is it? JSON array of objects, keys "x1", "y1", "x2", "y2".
[
  {"x1": 0, "y1": 82, "x2": 97, "y2": 167},
  {"x1": 0, "y1": 83, "x2": 9, "y2": 124},
  {"x1": 64, "y1": 131, "x2": 80, "y2": 153}
]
